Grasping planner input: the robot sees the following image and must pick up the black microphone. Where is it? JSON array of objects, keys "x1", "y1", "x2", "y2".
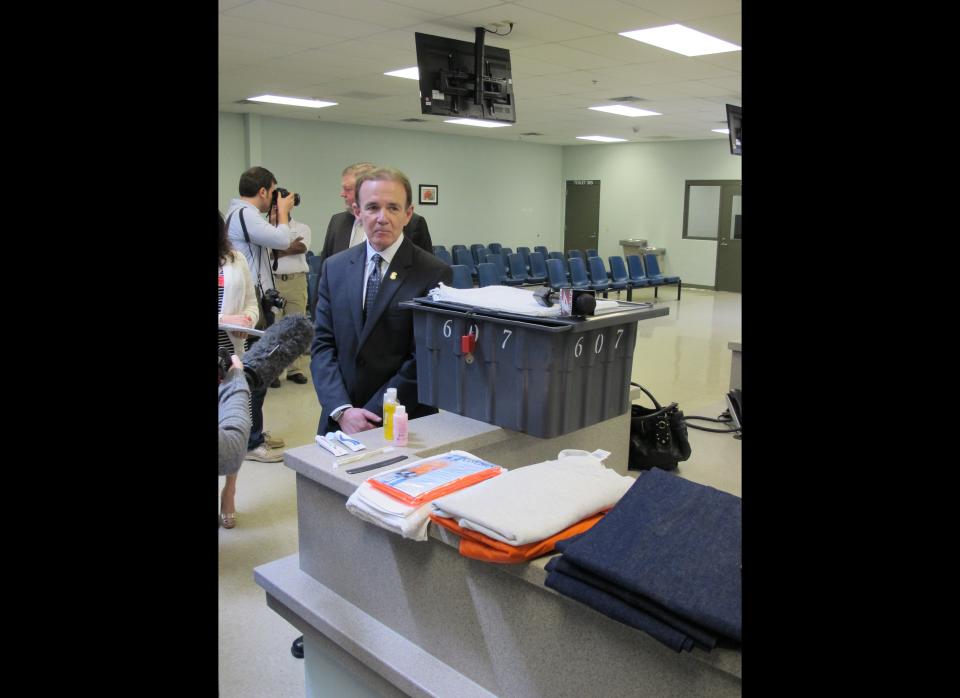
[
  {"x1": 532, "y1": 287, "x2": 597, "y2": 316},
  {"x1": 241, "y1": 314, "x2": 313, "y2": 391}
]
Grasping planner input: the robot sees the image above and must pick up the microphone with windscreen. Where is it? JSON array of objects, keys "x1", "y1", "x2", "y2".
[
  {"x1": 532, "y1": 286, "x2": 597, "y2": 316},
  {"x1": 239, "y1": 314, "x2": 313, "y2": 391}
]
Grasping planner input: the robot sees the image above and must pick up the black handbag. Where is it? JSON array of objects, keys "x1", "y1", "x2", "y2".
[{"x1": 628, "y1": 382, "x2": 692, "y2": 472}]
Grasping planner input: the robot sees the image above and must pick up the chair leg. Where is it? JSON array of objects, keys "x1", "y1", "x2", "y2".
[
  {"x1": 626, "y1": 286, "x2": 633, "y2": 302},
  {"x1": 677, "y1": 282, "x2": 681, "y2": 301},
  {"x1": 654, "y1": 286, "x2": 658, "y2": 299}
]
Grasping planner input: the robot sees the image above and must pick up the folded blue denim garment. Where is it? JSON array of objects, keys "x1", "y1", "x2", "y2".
[
  {"x1": 548, "y1": 555, "x2": 719, "y2": 650},
  {"x1": 545, "y1": 557, "x2": 695, "y2": 652},
  {"x1": 556, "y1": 469, "x2": 741, "y2": 641}
]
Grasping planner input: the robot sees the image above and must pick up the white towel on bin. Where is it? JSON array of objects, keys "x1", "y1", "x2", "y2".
[
  {"x1": 429, "y1": 284, "x2": 621, "y2": 317},
  {"x1": 346, "y1": 481, "x2": 432, "y2": 541},
  {"x1": 430, "y1": 455, "x2": 634, "y2": 546}
]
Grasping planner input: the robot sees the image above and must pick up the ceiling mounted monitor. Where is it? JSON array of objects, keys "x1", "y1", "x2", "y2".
[
  {"x1": 414, "y1": 30, "x2": 516, "y2": 125},
  {"x1": 725, "y1": 104, "x2": 741, "y2": 156}
]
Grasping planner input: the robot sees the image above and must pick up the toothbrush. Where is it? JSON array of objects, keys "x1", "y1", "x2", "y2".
[{"x1": 336, "y1": 446, "x2": 396, "y2": 467}]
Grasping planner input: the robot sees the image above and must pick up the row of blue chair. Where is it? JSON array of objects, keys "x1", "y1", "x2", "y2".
[{"x1": 447, "y1": 253, "x2": 680, "y2": 301}]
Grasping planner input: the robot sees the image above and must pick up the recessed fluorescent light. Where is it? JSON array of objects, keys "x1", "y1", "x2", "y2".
[
  {"x1": 384, "y1": 67, "x2": 420, "y2": 80},
  {"x1": 712, "y1": 128, "x2": 730, "y2": 134},
  {"x1": 444, "y1": 118, "x2": 511, "y2": 128},
  {"x1": 589, "y1": 105, "x2": 661, "y2": 117},
  {"x1": 576, "y1": 135, "x2": 628, "y2": 143},
  {"x1": 619, "y1": 24, "x2": 741, "y2": 56},
  {"x1": 248, "y1": 94, "x2": 337, "y2": 108}
]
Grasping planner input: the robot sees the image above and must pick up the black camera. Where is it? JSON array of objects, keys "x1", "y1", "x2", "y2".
[
  {"x1": 272, "y1": 187, "x2": 301, "y2": 207},
  {"x1": 218, "y1": 347, "x2": 233, "y2": 383},
  {"x1": 262, "y1": 287, "x2": 287, "y2": 311}
]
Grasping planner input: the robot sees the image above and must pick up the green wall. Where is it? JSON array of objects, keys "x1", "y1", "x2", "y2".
[
  {"x1": 218, "y1": 113, "x2": 741, "y2": 286},
  {"x1": 218, "y1": 113, "x2": 564, "y2": 255},
  {"x1": 562, "y1": 139, "x2": 741, "y2": 287}
]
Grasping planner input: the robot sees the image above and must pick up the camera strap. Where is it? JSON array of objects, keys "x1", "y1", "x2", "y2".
[{"x1": 236, "y1": 207, "x2": 281, "y2": 297}]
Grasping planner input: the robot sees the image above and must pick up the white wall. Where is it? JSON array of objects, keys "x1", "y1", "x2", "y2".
[
  {"x1": 218, "y1": 113, "x2": 564, "y2": 255},
  {"x1": 561, "y1": 139, "x2": 741, "y2": 287}
]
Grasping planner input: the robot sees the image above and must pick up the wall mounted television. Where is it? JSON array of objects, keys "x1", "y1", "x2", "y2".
[
  {"x1": 726, "y1": 104, "x2": 741, "y2": 156},
  {"x1": 414, "y1": 30, "x2": 516, "y2": 124}
]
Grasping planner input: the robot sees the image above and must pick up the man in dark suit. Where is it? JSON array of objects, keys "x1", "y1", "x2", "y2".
[
  {"x1": 311, "y1": 167, "x2": 452, "y2": 435},
  {"x1": 320, "y1": 162, "x2": 434, "y2": 267}
]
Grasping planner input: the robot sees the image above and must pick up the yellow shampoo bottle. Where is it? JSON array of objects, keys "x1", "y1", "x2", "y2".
[{"x1": 383, "y1": 387, "x2": 398, "y2": 441}]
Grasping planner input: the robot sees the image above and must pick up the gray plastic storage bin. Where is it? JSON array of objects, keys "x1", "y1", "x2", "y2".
[{"x1": 400, "y1": 298, "x2": 669, "y2": 438}]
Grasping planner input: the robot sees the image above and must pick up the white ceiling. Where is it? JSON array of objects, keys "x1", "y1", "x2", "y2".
[{"x1": 218, "y1": 0, "x2": 741, "y2": 146}]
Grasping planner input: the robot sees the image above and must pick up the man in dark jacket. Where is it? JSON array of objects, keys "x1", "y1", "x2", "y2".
[{"x1": 311, "y1": 167, "x2": 451, "y2": 435}]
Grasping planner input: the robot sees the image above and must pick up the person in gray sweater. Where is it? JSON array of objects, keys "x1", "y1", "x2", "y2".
[{"x1": 219, "y1": 355, "x2": 251, "y2": 481}]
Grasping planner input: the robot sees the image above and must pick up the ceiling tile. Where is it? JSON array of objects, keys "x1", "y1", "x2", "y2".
[
  {"x1": 224, "y1": 0, "x2": 394, "y2": 38},
  {"x1": 618, "y1": 0, "x2": 742, "y2": 23},
  {"x1": 272, "y1": 0, "x2": 438, "y2": 25},
  {"x1": 511, "y1": 44, "x2": 619, "y2": 70},
  {"x1": 512, "y1": 0, "x2": 664, "y2": 33}
]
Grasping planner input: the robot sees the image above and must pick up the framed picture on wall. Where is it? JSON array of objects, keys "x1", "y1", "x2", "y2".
[{"x1": 419, "y1": 184, "x2": 438, "y2": 205}]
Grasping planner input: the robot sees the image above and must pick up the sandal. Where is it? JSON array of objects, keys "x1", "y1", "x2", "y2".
[{"x1": 220, "y1": 510, "x2": 237, "y2": 529}]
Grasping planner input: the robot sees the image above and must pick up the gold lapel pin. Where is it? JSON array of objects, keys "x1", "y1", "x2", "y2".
[{"x1": 389, "y1": 271, "x2": 398, "y2": 280}]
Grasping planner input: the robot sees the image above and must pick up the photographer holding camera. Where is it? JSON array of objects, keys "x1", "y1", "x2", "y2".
[
  {"x1": 224, "y1": 173, "x2": 302, "y2": 469},
  {"x1": 226, "y1": 166, "x2": 306, "y2": 330},
  {"x1": 267, "y1": 202, "x2": 312, "y2": 387}
]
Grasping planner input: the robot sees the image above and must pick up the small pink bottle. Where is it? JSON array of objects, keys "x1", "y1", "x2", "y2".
[{"x1": 393, "y1": 405, "x2": 408, "y2": 446}]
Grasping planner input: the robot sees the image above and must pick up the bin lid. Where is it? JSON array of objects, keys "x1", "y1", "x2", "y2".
[{"x1": 400, "y1": 297, "x2": 669, "y2": 332}]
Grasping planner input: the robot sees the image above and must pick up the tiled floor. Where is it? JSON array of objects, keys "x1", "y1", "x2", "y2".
[{"x1": 218, "y1": 287, "x2": 741, "y2": 696}]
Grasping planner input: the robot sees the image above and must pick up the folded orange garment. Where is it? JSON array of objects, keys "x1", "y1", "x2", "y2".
[
  {"x1": 429, "y1": 511, "x2": 607, "y2": 564},
  {"x1": 367, "y1": 459, "x2": 503, "y2": 506}
]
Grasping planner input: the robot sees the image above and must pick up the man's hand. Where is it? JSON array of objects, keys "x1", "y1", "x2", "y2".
[
  {"x1": 284, "y1": 236, "x2": 307, "y2": 255},
  {"x1": 337, "y1": 408, "x2": 382, "y2": 434},
  {"x1": 277, "y1": 191, "x2": 295, "y2": 219},
  {"x1": 230, "y1": 355, "x2": 244, "y2": 372}
]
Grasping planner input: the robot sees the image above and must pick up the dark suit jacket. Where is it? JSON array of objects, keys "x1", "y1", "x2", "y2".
[
  {"x1": 319, "y1": 211, "x2": 433, "y2": 270},
  {"x1": 310, "y1": 237, "x2": 453, "y2": 434}
]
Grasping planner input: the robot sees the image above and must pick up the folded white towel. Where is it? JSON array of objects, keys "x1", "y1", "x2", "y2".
[
  {"x1": 429, "y1": 283, "x2": 559, "y2": 316},
  {"x1": 430, "y1": 455, "x2": 634, "y2": 546},
  {"x1": 346, "y1": 482, "x2": 432, "y2": 541}
]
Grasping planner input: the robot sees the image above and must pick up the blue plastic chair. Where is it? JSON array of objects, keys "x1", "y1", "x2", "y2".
[
  {"x1": 586, "y1": 256, "x2": 611, "y2": 297},
  {"x1": 307, "y1": 255, "x2": 323, "y2": 275},
  {"x1": 501, "y1": 246, "x2": 513, "y2": 257},
  {"x1": 608, "y1": 256, "x2": 634, "y2": 300},
  {"x1": 451, "y1": 244, "x2": 467, "y2": 258},
  {"x1": 434, "y1": 248, "x2": 453, "y2": 266},
  {"x1": 487, "y1": 254, "x2": 523, "y2": 286},
  {"x1": 568, "y1": 249, "x2": 584, "y2": 260},
  {"x1": 547, "y1": 252, "x2": 570, "y2": 281},
  {"x1": 450, "y1": 264, "x2": 473, "y2": 289},
  {"x1": 546, "y1": 258, "x2": 568, "y2": 290},
  {"x1": 516, "y1": 246, "x2": 532, "y2": 272},
  {"x1": 477, "y1": 262, "x2": 500, "y2": 287},
  {"x1": 471, "y1": 244, "x2": 490, "y2": 266},
  {"x1": 454, "y1": 247, "x2": 477, "y2": 277},
  {"x1": 432, "y1": 245, "x2": 447, "y2": 255},
  {"x1": 487, "y1": 242, "x2": 503, "y2": 255},
  {"x1": 508, "y1": 253, "x2": 530, "y2": 285},
  {"x1": 307, "y1": 272, "x2": 319, "y2": 320},
  {"x1": 626, "y1": 255, "x2": 653, "y2": 291},
  {"x1": 643, "y1": 254, "x2": 682, "y2": 300},
  {"x1": 567, "y1": 256, "x2": 592, "y2": 290},
  {"x1": 534, "y1": 245, "x2": 549, "y2": 257},
  {"x1": 527, "y1": 251, "x2": 548, "y2": 284},
  {"x1": 585, "y1": 248, "x2": 598, "y2": 259}
]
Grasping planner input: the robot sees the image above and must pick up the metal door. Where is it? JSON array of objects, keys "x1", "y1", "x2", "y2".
[
  {"x1": 715, "y1": 183, "x2": 741, "y2": 292},
  {"x1": 564, "y1": 180, "x2": 601, "y2": 254}
]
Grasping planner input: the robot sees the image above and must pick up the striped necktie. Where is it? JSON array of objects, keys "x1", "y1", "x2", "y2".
[{"x1": 363, "y1": 253, "x2": 383, "y2": 323}]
